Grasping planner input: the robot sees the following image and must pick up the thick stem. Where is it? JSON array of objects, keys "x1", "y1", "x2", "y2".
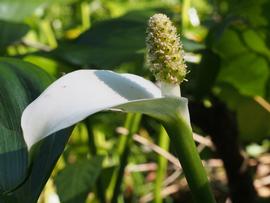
[
  {"x1": 154, "y1": 126, "x2": 170, "y2": 203},
  {"x1": 189, "y1": 99, "x2": 257, "y2": 203},
  {"x1": 162, "y1": 116, "x2": 216, "y2": 203}
]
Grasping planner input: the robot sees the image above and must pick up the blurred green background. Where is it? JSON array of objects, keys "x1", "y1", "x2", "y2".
[{"x1": 0, "y1": 0, "x2": 270, "y2": 202}]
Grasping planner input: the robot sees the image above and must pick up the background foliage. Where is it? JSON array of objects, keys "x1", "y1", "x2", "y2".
[{"x1": 0, "y1": 0, "x2": 269, "y2": 202}]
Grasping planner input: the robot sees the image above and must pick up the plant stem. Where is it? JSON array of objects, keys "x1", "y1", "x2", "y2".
[
  {"x1": 190, "y1": 99, "x2": 256, "y2": 203},
  {"x1": 110, "y1": 113, "x2": 142, "y2": 203},
  {"x1": 182, "y1": 0, "x2": 191, "y2": 32},
  {"x1": 40, "y1": 20, "x2": 57, "y2": 48},
  {"x1": 80, "y1": 1, "x2": 91, "y2": 31},
  {"x1": 154, "y1": 126, "x2": 169, "y2": 203},
  {"x1": 86, "y1": 118, "x2": 106, "y2": 203},
  {"x1": 162, "y1": 116, "x2": 216, "y2": 203}
]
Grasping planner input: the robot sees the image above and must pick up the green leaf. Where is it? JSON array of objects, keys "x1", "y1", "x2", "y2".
[
  {"x1": 218, "y1": 52, "x2": 268, "y2": 96},
  {"x1": 55, "y1": 156, "x2": 104, "y2": 203},
  {"x1": 217, "y1": 84, "x2": 270, "y2": 142},
  {"x1": 0, "y1": 0, "x2": 49, "y2": 22},
  {"x1": 0, "y1": 21, "x2": 29, "y2": 50},
  {"x1": 50, "y1": 10, "x2": 200, "y2": 70},
  {"x1": 214, "y1": 29, "x2": 269, "y2": 97},
  {"x1": 237, "y1": 99, "x2": 270, "y2": 142},
  {"x1": 242, "y1": 29, "x2": 270, "y2": 57},
  {"x1": 213, "y1": 29, "x2": 247, "y2": 59},
  {"x1": 23, "y1": 55, "x2": 74, "y2": 77},
  {"x1": 52, "y1": 10, "x2": 150, "y2": 68},
  {"x1": 0, "y1": 58, "x2": 52, "y2": 194},
  {"x1": 0, "y1": 58, "x2": 71, "y2": 203},
  {"x1": 227, "y1": 0, "x2": 270, "y2": 27}
]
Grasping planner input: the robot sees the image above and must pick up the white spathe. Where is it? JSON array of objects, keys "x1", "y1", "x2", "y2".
[{"x1": 21, "y1": 69, "x2": 189, "y2": 150}]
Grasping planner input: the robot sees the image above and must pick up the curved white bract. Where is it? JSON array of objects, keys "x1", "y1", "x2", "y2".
[{"x1": 21, "y1": 70, "x2": 162, "y2": 149}]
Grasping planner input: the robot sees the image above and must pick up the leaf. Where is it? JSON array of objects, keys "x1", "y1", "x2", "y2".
[
  {"x1": 242, "y1": 29, "x2": 270, "y2": 57},
  {"x1": 50, "y1": 10, "x2": 200, "y2": 70},
  {"x1": 227, "y1": 0, "x2": 270, "y2": 27},
  {"x1": 0, "y1": 58, "x2": 52, "y2": 194},
  {"x1": 0, "y1": 0, "x2": 48, "y2": 22},
  {"x1": 237, "y1": 99, "x2": 270, "y2": 142},
  {"x1": 218, "y1": 52, "x2": 268, "y2": 97},
  {"x1": 55, "y1": 156, "x2": 104, "y2": 203},
  {"x1": 0, "y1": 0, "x2": 75, "y2": 22},
  {"x1": 213, "y1": 29, "x2": 269, "y2": 97},
  {"x1": 181, "y1": 37, "x2": 205, "y2": 52},
  {"x1": 23, "y1": 55, "x2": 74, "y2": 77},
  {"x1": 51, "y1": 10, "x2": 151, "y2": 68},
  {"x1": 0, "y1": 58, "x2": 72, "y2": 203},
  {"x1": 217, "y1": 84, "x2": 270, "y2": 142},
  {"x1": 213, "y1": 29, "x2": 247, "y2": 59},
  {"x1": 0, "y1": 21, "x2": 29, "y2": 50},
  {"x1": 11, "y1": 128, "x2": 71, "y2": 203}
]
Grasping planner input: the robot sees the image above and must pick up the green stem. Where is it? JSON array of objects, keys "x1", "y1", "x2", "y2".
[
  {"x1": 80, "y1": 1, "x2": 91, "y2": 31},
  {"x1": 86, "y1": 119, "x2": 106, "y2": 203},
  {"x1": 162, "y1": 116, "x2": 216, "y2": 203},
  {"x1": 182, "y1": 0, "x2": 191, "y2": 32},
  {"x1": 154, "y1": 126, "x2": 169, "y2": 203},
  {"x1": 40, "y1": 20, "x2": 57, "y2": 48},
  {"x1": 110, "y1": 113, "x2": 142, "y2": 203}
]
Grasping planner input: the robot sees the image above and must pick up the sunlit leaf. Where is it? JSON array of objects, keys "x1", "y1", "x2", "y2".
[
  {"x1": 50, "y1": 10, "x2": 203, "y2": 71},
  {"x1": 213, "y1": 29, "x2": 269, "y2": 97},
  {"x1": 0, "y1": 0, "x2": 49, "y2": 22}
]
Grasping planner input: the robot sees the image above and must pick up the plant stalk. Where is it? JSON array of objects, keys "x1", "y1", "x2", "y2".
[
  {"x1": 162, "y1": 116, "x2": 216, "y2": 203},
  {"x1": 109, "y1": 113, "x2": 142, "y2": 203},
  {"x1": 154, "y1": 126, "x2": 170, "y2": 203},
  {"x1": 80, "y1": 1, "x2": 91, "y2": 31},
  {"x1": 86, "y1": 119, "x2": 106, "y2": 203}
]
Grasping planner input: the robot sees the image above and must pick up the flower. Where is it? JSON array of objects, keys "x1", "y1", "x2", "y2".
[
  {"x1": 20, "y1": 13, "x2": 215, "y2": 203},
  {"x1": 146, "y1": 13, "x2": 187, "y2": 84},
  {"x1": 21, "y1": 69, "x2": 189, "y2": 150}
]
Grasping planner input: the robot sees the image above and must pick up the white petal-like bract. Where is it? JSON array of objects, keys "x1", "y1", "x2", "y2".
[{"x1": 21, "y1": 70, "x2": 162, "y2": 149}]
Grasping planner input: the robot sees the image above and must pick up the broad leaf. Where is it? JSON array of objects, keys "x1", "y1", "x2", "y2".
[
  {"x1": 51, "y1": 10, "x2": 152, "y2": 69},
  {"x1": 55, "y1": 156, "x2": 104, "y2": 203},
  {"x1": 218, "y1": 84, "x2": 270, "y2": 142},
  {"x1": 218, "y1": 52, "x2": 268, "y2": 97},
  {"x1": 237, "y1": 99, "x2": 270, "y2": 142},
  {"x1": 0, "y1": 58, "x2": 51, "y2": 194},
  {"x1": 226, "y1": 0, "x2": 270, "y2": 26},
  {"x1": 50, "y1": 10, "x2": 202, "y2": 71},
  {"x1": 213, "y1": 29, "x2": 269, "y2": 97},
  {"x1": 0, "y1": 58, "x2": 71, "y2": 203},
  {"x1": 0, "y1": 21, "x2": 29, "y2": 50}
]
